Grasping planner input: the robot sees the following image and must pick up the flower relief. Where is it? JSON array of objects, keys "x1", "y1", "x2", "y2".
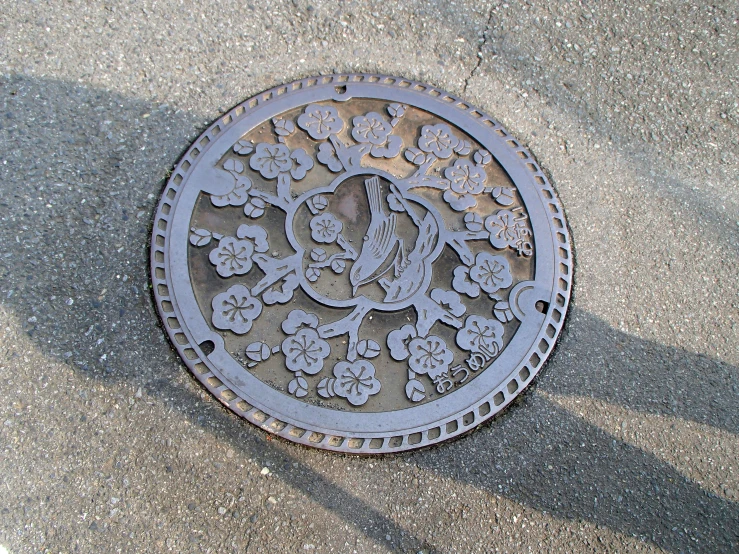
[
  {"x1": 249, "y1": 142, "x2": 313, "y2": 181},
  {"x1": 211, "y1": 158, "x2": 252, "y2": 207},
  {"x1": 407, "y1": 335, "x2": 455, "y2": 393},
  {"x1": 456, "y1": 315, "x2": 504, "y2": 360},
  {"x1": 280, "y1": 310, "x2": 330, "y2": 376},
  {"x1": 418, "y1": 123, "x2": 460, "y2": 159},
  {"x1": 407, "y1": 335, "x2": 454, "y2": 379},
  {"x1": 195, "y1": 99, "x2": 537, "y2": 410},
  {"x1": 211, "y1": 284, "x2": 263, "y2": 335},
  {"x1": 452, "y1": 252, "x2": 512, "y2": 301},
  {"x1": 468, "y1": 252, "x2": 513, "y2": 294},
  {"x1": 441, "y1": 150, "x2": 493, "y2": 212},
  {"x1": 327, "y1": 360, "x2": 382, "y2": 406},
  {"x1": 483, "y1": 208, "x2": 532, "y2": 256},
  {"x1": 310, "y1": 212, "x2": 342, "y2": 244},
  {"x1": 446, "y1": 159, "x2": 486, "y2": 195},
  {"x1": 317, "y1": 333, "x2": 382, "y2": 405},
  {"x1": 208, "y1": 224, "x2": 269, "y2": 278},
  {"x1": 304, "y1": 199, "x2": 357, "y2": 283},
  {"x1": 297, "y1": 104, "x2": 344, "y2": 140},
  {"x1": 351, "y1": 111, "x2": 402, "y2": 158}
]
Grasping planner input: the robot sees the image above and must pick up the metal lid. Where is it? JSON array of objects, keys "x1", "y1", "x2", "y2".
[{"x1": 151, "y1": 74, "x2": 572, "y2": 453}]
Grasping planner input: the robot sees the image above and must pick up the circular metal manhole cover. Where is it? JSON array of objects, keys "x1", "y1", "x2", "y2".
[{"x1": 151, "y1": 74, "x2": 572, "y2": 453}]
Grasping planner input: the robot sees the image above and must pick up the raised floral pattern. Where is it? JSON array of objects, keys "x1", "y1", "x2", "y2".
[
  {"x1": 445, "y1": 159, "x2": 486, "y2": 195},
  {"x1": 249, "y1": 142, "x2": 313, "y2": 181},
  {"x1": 297, "y1": 104, "x2": 344, "y2": 139},
  {"x1": 193, "y1": 98, "x2": 540, "y2": 409},
  {"x1": 211, "y1": 285, "x2": 262, "y2": 335},
  {"x1": 309, "y1": 213, "x2": 343, "y2": 244},
  {"x1": 407, "y1": 335, "x2": 454, "y2": 379},
  {"x1": 282, "y1": 328, "x2": 331, "y2": 375},
  {"x1": 484, "y1": 209, "x2": 530, "y2": 252},
  {"x1": 418, "y1": 124, "x2": 459, "y2": 159},
  {"x1": 352, "y1": 112, "x2": 392, "y2": 145},
  {"x1": 468, "y1": 252, "x2": 512, "y2": 294},
  {"x1": 208, "y1": 237, "x2": 255, "y2": 278},
  {"x1": 331, "y1": 360, "x2": 382, "y2": 406},
  {"x1": 250, "y1": 142, "x2": 292, "y2": 178},
  {"x1": 456, "y1": 315, "x2": 504, "y2": 357}
]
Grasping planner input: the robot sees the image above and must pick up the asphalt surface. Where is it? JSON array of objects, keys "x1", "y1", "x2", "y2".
[{"x1": 0, "y1": 1, "x2": 737, "y2": 553}]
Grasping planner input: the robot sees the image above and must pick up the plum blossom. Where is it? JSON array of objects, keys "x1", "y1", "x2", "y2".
[
  {"x1": 297, "y1": 104, "x2": 344, "y2": 139},
  {"x1": 352, "y1": 112, "x2": 392, "y2": 145},
  {"x1": 249, "y1": 143, "x2": 314, "y2": 181},
  {"x1": 250, "y1": 143, "x2": 292, "y2": 179},
  {"x1": 445, "y1": 159, "x2": 486, "y2": 195},
  {"x1": 207, "y1": 225, "x2": 268, "y2": 278},
  {"x1": 387, "y1": 324, "x2": 417, "y2": 361},
  {"x1": 332, "y1": 360, "x2": 382, "y2": 406},
  {"x1": 310, "y1": 213, "x2": 343, "y2": 243},
  {"x1": 282, "y1": 328, "x2": 330, "y2": 375},
  {"x1": 211, "y1": 285, "x2": 262, "y2": 335},
  {"x1": 209, "y1": 237, "x2": 255, "y2": 278},
  {"x1": 485, "y1": 209, "x2": 524, "y2": 249},
  {"x1": 456, "y1": 315, "x2": 504, "y2": 357},
  {"x1": 468, "y1": 252, "x2": 512, "y2": 294},
  {"x1": 407, "y1": 335, "x2": 454, "y2": 379},
  {"x1": 351, "y1": 111, "x2": 402, "y2": 158},
  {"x1": 418, "y1": 124, "x2": 459, "y2": 159}
]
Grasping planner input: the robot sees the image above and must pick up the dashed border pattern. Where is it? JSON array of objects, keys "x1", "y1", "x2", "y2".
[{"x1": 150, "y1": 74, "x2": 573, "y2": 454}]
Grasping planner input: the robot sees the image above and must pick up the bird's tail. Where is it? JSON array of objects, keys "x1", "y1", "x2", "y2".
[{"x1": 365, "y1": 176, "x2": 383, "y2": 215}]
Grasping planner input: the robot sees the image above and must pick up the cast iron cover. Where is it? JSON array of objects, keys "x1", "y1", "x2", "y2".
[{"x1": 151, "y1": 74, "x2": 572, "y2": 453}]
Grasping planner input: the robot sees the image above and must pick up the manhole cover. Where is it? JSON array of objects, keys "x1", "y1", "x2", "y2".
[{"x1": 151, "y1": 74, "x2": 572, "y2": 453}]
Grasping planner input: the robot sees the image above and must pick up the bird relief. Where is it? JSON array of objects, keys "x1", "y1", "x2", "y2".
[{"x1": 188, "y1": 100, "x2": 536, "y2": 407}]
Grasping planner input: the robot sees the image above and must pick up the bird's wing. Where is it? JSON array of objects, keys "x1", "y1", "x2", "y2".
[{"x1": 370, "y1": 212, "x2": 397, "y2": 259}]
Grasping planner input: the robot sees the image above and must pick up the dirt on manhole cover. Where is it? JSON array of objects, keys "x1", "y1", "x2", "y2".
[{"x1": 151, "y1": 74, "x2": 572, "y2": 453}]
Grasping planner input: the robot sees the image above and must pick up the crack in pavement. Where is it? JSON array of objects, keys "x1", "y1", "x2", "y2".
[{"x1": 463, "y1": 5, "x2": 496, "y2": 95}]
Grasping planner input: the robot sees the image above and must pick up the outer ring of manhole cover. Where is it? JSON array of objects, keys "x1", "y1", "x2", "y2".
[{"x1": 151, "y1": 74, "x2": 572, "y2": 454}]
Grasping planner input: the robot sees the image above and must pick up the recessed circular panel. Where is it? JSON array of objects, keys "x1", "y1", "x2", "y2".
[{"x1": 151, "y1": 74, "x2": 572, "y2": 453}]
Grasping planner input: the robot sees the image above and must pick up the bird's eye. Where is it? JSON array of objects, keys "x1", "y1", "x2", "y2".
[{"x1": 363, "y1": 235, "x2": 369, "y2": 241}]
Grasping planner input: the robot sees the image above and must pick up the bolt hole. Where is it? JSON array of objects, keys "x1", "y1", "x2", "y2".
[
  {"x1": 535, "y1": 301, "x2": 549, "y2": 314},
  {"x1": 199, "y1": 340, "x2": 215, "y2": 357},
  {"x1": 334, "y1": 85, "x2": 347, "y2": 95}
]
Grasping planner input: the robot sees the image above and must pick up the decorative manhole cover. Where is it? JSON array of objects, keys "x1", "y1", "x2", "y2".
[{"x1": 151, "y1": 74, "x2": 572, "y2": 453}]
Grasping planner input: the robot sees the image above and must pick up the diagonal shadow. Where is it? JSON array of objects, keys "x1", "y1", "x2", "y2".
[
  {"x1": 409, "y1": 311, "x2": 738, "y2": 553},
  {"x1": 1, "y1": 74, "x2": 737, "y2": 553},
  {"x1": 0, "y1": 73, "x2": 440, "y2": 553},
  {"x1": 542, "y1": 310, "x2": 739, "y2": 435}
]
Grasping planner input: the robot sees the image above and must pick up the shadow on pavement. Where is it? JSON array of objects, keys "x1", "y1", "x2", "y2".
[
  {"x1": 0, "y1": 74, "x2": 736, "y2": 553},
  {"x1": 411, "y1": 310, "x2": 738, "y2": 552}
]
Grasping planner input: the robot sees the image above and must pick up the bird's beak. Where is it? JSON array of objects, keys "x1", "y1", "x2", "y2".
[{"x1": 352, "y1": 284, "x2": 359, "y2": 296}]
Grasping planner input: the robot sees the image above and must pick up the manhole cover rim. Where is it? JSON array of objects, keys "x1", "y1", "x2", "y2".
[{"x1": 151, "y1": 73, "x2": 573, "y2": 453}]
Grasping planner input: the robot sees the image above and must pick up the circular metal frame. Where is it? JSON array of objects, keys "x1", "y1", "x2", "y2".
[{"x1": 151, "y1": 74, "x2": 573, "y2": 453}]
